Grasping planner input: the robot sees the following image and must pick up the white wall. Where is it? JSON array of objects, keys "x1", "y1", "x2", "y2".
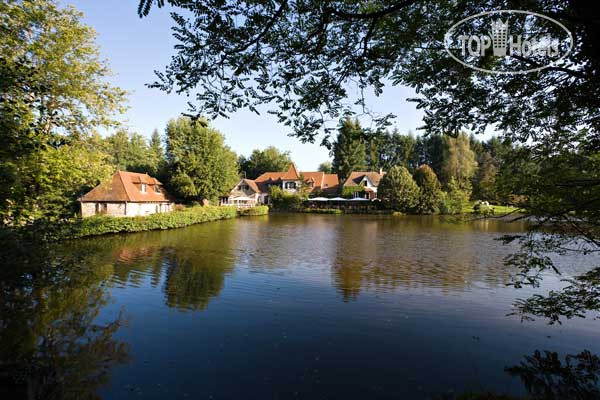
[{"x1": 81, "y1": 202, "x2": 173, "y2": 217}]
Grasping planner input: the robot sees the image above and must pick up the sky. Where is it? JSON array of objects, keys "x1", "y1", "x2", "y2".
[{"x1": 66, "y1": 0, "x2": 425, "y2": 171}]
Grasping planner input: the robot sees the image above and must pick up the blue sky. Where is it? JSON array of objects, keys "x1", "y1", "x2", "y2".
[{"x1": 67, "y1": 0, "x2": 425, "y2": 170}]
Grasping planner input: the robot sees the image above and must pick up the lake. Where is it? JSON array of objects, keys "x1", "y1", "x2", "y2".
[{"x1": 1, "y1": 214, "x2": 599, "y2": 399}]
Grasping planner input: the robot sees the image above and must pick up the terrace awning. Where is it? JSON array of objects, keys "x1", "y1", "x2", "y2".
[
  {"x1": 329, "y1": 197, "x2": 347, "y2": 201},
  {"x1": 309, "y1": 197, "x2": 329, "y2": 201}
]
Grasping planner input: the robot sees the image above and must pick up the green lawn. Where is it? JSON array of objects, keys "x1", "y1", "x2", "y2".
[{"x1": 462, "y1": 202, "x2": 522, "y2": 215}]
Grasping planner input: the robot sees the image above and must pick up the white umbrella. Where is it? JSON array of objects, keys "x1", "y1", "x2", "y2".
[
  {"x1": 329, "y1": 197, "x2": 347, "y2": 201},
  {"x1": 348, "y1": 197, "x2": 369, "y2": 201},
  {"x1": 309, "y1": 197, "x2": 329, "y2": 201}
]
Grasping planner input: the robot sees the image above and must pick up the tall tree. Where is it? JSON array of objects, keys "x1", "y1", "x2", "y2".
[
  {"x1": 413, "y1": 164, "x2": 442, "y2": 214},
  {"x1": 331, "y1": 118, "x2": 366, "y2": 182},
  {"x1": 239, "y1": 146, "x2": 293, "y2": 179},
  {"x1": 441, "y1": 133, "x2": 478, "y2": 193},
  {"x1": 148, "y1": 128, "x2": 165, "y2": 176},
  {"x1": 0, "y1": 0, "x2": 126, "y2": 224},
  {"x1": 165, "y1": 117, "x2": 238, "y2": 202},
  {"x1": 378, "y1": 166, "x2": 419, "y2": 212}
]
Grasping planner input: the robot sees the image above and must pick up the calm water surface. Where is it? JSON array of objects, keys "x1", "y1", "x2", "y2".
[{"x1": 2, "y1": 214, "x2": 599, "y2": 399}]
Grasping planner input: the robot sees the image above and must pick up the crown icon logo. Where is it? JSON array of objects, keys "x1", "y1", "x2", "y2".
[{"x1": 490, "y1": 19, "x2": 509, "y2": 56}]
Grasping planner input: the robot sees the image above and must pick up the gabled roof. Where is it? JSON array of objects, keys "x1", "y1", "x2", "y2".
[
  {"x1": 344, "y1": 171, "x2": 384, "y2": 187},
  {"x1": 322, "y1": 174, "x2": 339, "y2": 193},
  {"x1": 80, "y1": 171, "x2": 172, "y2": 203},
  {"x1": 255, "y1": 164, "x2": 300, "y2": 183},
  {"x1": 239, "y1": 178, "x2": 260, "y2": 193},
  {"x1": 282, "y1": 163, "x2": 300, "y2": 180}
]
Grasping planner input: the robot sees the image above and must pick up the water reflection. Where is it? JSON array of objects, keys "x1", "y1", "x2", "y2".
[
  {"x1": 2, "y1": 215, "x2": 598, "y2": 399},
  {"x1": 0, "y1": 237, "x2": 129, "y2": 399}
]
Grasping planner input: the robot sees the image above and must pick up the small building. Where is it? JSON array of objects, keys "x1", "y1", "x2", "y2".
[
  {"x1": 343, "y1": 170, "x2": 385, "y2": 200},
  {"x1": 79, "y1": 171, "x2": 174, "y2": 217}
]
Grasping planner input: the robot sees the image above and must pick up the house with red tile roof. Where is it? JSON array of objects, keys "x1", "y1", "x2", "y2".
[
  {"x1": 343, "y1": 170, "x2": 385, "y2": 200},
  {"x1": 220, "y1": 164, "x2": 340, "y2": 207},
  {"x1": 79, "y1": 171, "x2": 174, "y2": 217}
]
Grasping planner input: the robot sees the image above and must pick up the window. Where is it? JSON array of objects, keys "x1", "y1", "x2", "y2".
[
  {"x1": 141, "y1": 183, "x2": 147, "y2": 193},
  {"x1": 285, "y1": 182, "x2": 297, "y2": 189},
  {"x1": 154, "y1": 185, "x2": 161, "y2": 194}
]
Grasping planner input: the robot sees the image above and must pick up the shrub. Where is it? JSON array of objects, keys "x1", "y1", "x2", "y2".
[
  {"x1": 238, "y1": 205, "x2": 269, "y2": 216},
  {"x1": 341, "y1": 185, "x2": 365, "y2": 199},
  {"x1": 270, "y1": 186, "x2": 305, "y2": 210},
  {"x1": 378, "y1": 166, "x2": 419, "y2": 212},
  {"x1": 440, "y1": 178, "x2": 470, "y2": 214},
  {"x1": 413, "y1": 164, "x2": 443, "y2": 214},
  {"x1": 64, "y1": 206, "x2": 237, "y2": 239},
  {"x1": 473, "y1": 201, "x2": 494, "y2": 216}
]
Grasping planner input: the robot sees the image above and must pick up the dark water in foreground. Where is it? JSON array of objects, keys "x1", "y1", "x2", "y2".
[{"x1": 2, "y1": 214, "x2": 599, "y2": 399}]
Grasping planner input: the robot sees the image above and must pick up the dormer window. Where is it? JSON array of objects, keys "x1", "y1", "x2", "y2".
[
  {"x1": 154, "y1": 185, "x2": 161, "y2": 194},
  {"x1": 141, "y1": 183, "x2": 147, "y2": 193}
]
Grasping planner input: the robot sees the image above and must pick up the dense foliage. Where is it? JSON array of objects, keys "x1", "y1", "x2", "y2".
[
  {"x1": 164, "y1": 117, "x2": 239, "y2": 202},
  {"x1": 0, "y1": 0, "x2": 126, "y2": 224},
  {"x1": 238, "y1": 146, "x2": 292, "y2": 179},
  {"x1": 378, "y1": 166, "x2": 418, "y2": 212},
  {"x1": 237, "y1": 205, "x2": 269, "y2": 216},
  {"x1": 331, "y1": 118, "x2": 367, "y2": 182},
  {"x1": 413, "y1": 164, "x2": 442, "y2": 214},
  {"x1": 65, "y1": 206, "x2": 237, "y2": 239}
]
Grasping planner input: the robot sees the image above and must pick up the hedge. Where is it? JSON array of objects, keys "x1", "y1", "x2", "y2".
[
  {"x1": 64, "y1": 206, "x2": 238, "y2": 239},
  {"x1": 237, "y1": 205, "x2": 269, "y2": 216}
]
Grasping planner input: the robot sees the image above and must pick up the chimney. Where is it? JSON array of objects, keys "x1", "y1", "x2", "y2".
[{"x1": 379, "y1": 167, "x2": 383, "y2": 175}]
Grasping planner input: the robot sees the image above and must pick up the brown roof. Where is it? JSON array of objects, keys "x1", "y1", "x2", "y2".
[
  {"x1": 249, "y1": 165, "x2": 340, "y2": 194},
  {"x1": 321, "y1": 174, "x2": 340, "y2": 194},
  {"x1": 80, "y1": 171, "x2": 173, "y2": 203},
  {"x1": 242, "y1": 179, "x2": 260, "y2": 193},
  {"x1": 255, "y1": 164, "x2": 300, "y2": 184},
  {"x1": 344, "y1": 171, "x2": 384, "y2": 187}
]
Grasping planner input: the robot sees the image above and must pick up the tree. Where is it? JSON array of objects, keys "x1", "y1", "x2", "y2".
[
  {"x1": 138, "y1": 1, "x2": 598, "y2": 143},
  {"x1": 148, "y1": 128, "x2": 165, "y2": 176},
  {"x1": 364, "y1": 129, "x2": 416, "y2": 171},
  {"x1": 331, "y1": 118, "x2": 366, "y2": 182},
  {"x1": 413, "y1": 164, "x2": 442, "y2": 214},
  {"x1": 441, "y1": 133, "x2": 477, "y2": 194},
  {"x1": 440, "y1": 178, "x2": 470, "y2": 215},
  {"x1": 165, "y1": 117, "x2": 239, "y2": 202},
  {"x1": 473, "y1": 151, "x2": 498, "y2": 202},
  {"x1": 239, "y1": 146, "x2": 292, "y2": 179},
  {"x1": 378, "y1": 166, "x2": 418, "y2": 212},
  {"x1": 0, "y1": 0, "x2": 126, "y2": 224},
  {"x1": 318, "y1": 161, "x2": 333, "y2": 174}
]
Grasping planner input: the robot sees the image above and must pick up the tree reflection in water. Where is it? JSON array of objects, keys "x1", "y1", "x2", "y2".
[
  {"x1": 0, "y1": 232, "x2": 130, "y2": 400},
  {"x1": 435, "y1": 350, "x2": 600, "y2": 400}
]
